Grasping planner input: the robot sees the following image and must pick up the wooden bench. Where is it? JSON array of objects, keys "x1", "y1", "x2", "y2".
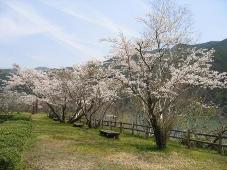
[
  {"x1": 73, "y1": 122, "x2": 84, "y2": 128},
  {"x1": 100, "y1": 130, "x2": 120, "y2": 139},
  {"x1": 53, "y1": 117, "x2": 59, "y2": 121}
]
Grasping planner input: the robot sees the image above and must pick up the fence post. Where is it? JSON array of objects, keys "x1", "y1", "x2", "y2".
[
  {"x1": 132, "y1": 122, "x2": 134, "y2": 135},
  {"x1": 187, "y1": 130, "x2": 191, "y2": 149},
  {"x1": 120, "y1": 122, "x2": 123, "y2": 133},
  {"x1": 218, "y1": 133, "x2": 224, "y2": 155},
  {"x1": 101, "y1": 120, "x2": 103, "y2": 128},
  {"x1": 110, "y1": 121, "x2": 112, "y2": 130},
  {"x1": 145, "y1": 126, "x2": 149, "y2": 138}
]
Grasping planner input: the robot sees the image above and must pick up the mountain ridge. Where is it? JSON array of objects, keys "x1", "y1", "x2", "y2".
[
  {"x1": 1, "y1": 38, "x2": 227, "y2": 92},
  {"x1": 194, "y1": 38, "x2": 227, "y2": 72}
]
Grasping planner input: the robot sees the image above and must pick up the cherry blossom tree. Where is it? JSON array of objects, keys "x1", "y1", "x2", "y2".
[
  {"x1": 64, "y1": 60, "x2": 119, "y2": 127},
  {"x1": 0, "y1": 91, "x2": 21, "y2": 115},
  {"x1": 6, "y1": 66, "x2": 71, "y2": 122},
  {"x1": 104, "y1": 0, "x2": 227, "y2": 149}
]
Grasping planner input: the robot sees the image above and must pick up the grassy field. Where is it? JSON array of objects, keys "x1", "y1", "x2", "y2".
[{"x1": 22, "y1": 113, "x2": 227, "y2": 170}]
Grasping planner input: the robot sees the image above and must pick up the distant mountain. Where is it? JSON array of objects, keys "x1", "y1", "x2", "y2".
[
  {"x1": 194, "y1": 41, "x2": 219, "y2": 49},
  {"x1": 1, "y1": 39, "x2": 227, "y2": 76},
  {"x1": 0, "y1": 67, "x2": 49, "y2": 91},
  {"x1": 0, "y1": 39, "x2": 227, "y2": 107},
  {"x1": 0, "y1": 69, "x2": 15, "y2": 90},
  {"x1": 35, "y1": 67, "x2": 49, "y2": 71},
  {"x1": 194, "y1": 38, "x2": 227, "y2": 72}
]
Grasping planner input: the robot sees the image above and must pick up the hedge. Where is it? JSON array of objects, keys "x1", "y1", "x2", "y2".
[
  {"x1": 0, "y1": 117, "x2": 32, "y2": 170},
  {"x1": 0, "y1": 113, "x2": 31, "y2": 123}
]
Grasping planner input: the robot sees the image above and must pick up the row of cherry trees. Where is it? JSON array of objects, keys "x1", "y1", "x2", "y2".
[
  {"x1": 6, "y1": 61, "x2": 120, "y2": 127},
  {"x1": 4, "y1": 0, "x2": 227, "y2": 149}
]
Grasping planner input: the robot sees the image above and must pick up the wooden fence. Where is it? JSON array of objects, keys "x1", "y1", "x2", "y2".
[{"x1": 81, "y1": 119, "x2": 227, "y2": 154}]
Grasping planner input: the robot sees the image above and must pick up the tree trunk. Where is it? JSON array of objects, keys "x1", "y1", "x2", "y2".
[
  {"x1": 87, "y1": 119, "x2": 92, "y2": 128},
  {"x1": 62, "y1": 113, "x2": 65, "y2": 123},
  {"x1": 147, "y1": 101, "x2": 168, "y2": 149},
  {"x1": 152, "y1": 122, "x2": 168, "y2": 149},
  {"x1": 68, "y1": 107, "x2": 83, "y2": 123},
  {"x1": 61, "y1": 104, "x2": 67, "y2": 123},
  {"x1": 34, "y1": 98, "x2": 38, "y2": 114},
  {"x1": 68, "y1": 112, "x2": 84, "y2": 123},
  {"x1": 46, "y1": 102, "x2": 61, "y2": 121}
]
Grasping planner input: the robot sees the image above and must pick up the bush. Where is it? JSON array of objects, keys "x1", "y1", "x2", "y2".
[
  {"x1": 0, "y1": 113, "x2": 31, "y2": 124},
  {"x1": 0, "y1": 148, "x2": 20, "y2": 170},
  {"x1": 10, "y1": 113, "x2": 31, "y2": 122},
  {"x1": 0, "y1": 115, "x2": 13, "y2": 123},
  {"x1": 0, "y1": 119, "x2": 32, "y2": 170}
]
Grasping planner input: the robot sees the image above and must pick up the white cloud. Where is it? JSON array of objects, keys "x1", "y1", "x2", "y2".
[
  {"x1": 41, "y1": 0, "x2": 137, "y2": 37},
  {"x1": 2, "y1": 1, "x2": 102, "y2": 57},
  {"x1": 0, "y1": 16, "x2": 43, "y2": 40}
]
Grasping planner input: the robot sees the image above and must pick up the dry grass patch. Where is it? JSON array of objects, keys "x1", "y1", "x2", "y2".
[
  {"x1": 25, "y1": 137, "x2": 97, "y2": 170},
  {"x1": 105, "y1": 151, "x2": 219, "y2": 170}
]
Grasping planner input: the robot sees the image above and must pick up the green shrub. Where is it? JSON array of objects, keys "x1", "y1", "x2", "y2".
[
  {"x1": 0, "y1": 113, "x2": 31, "y2": 123},
  {"x1": 0, "y1": 120, "x2": 32, "y2": 170},
  {"x1": 0, "y1": 115, "x2": 13, "y2": 123},
  {"x1": 0, "y1": 148, "x2": 20, "y2": 170},
  {"x1": 11, "y1": 113, "x2": 31, "y2": 122}
]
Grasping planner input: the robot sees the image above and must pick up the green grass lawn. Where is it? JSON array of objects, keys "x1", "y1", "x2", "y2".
[{"x1": 23, "y1": 113, "x2": 227, "y2": 170}]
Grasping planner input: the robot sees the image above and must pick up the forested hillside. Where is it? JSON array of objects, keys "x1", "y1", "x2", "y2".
[
  {"x1": 0, "y1": 69, "x2": 14, "y2": 91},
  {"x1": 194, "y1": 38, "x2": 227, "y2": 72},
  {"x1": 194, "y1": 39, "x2": 227, "y2": 111}
]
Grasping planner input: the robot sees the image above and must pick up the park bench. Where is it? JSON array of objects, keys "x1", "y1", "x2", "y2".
[
  {"x1": 73, "y1": 122, "x2": 84, "y2": 128},
  {"x1": 53, "y1": 117, "x2": 59, "y2": 121},
  {"x1": 100, "y1": 130, "x2": 120, "y2": 139}
]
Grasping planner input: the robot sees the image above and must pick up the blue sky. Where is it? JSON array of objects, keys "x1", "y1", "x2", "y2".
[{"x1": 0, "y1": 0, "x2": 227, "y2": 68}]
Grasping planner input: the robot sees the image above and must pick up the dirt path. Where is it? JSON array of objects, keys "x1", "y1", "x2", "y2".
[{"x1": 23, "y1": 114, "x2": 104, "y2": 170}]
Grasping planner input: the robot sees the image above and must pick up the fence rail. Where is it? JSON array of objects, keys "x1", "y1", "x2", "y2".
[{"x1": 79, "y1": 119, "x2": 227, "y2": 154}]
